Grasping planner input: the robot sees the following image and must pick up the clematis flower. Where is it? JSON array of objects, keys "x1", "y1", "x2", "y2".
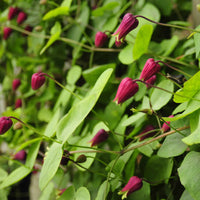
[
  {"x1": 31, "y1": 73, "x2": 46, "y2": 90},
  {"x1": 118, "y1": 176, "x2": 143, "y2": 199},
  {"x1": 145, "y1": 75, "x2": 156, "y2": 89},
  {"x1": 15, "y1": 99, "x2": 22, "y2": 109},
  {"x1": 0, "y1": 117, "x2": 13, "y2": 135},
  {"x1": 95, "y1": 32, "x2": 108, "y2": 47},
  {"x1": 23, "y1": 25, "x2": 33, "y2": 36},
  {"x1": 114, "y1": 78, "x2": 139, "y2": 104},
  {"x1": 89, "y1": 129, "x2": 109, "y2": 147},
  {"x1": 3, "y1": 27, "x2": 12, "y2": 40},
  {"x1": 139, "y1": 58, "x2": 161, "y2": 81},
  {"x1": 8, "y1": 7, "x2": 20, "y2": 20},
  {"x1": 138, "y1": 125, "x2": 156, "y2": 141},
  {"x1": 161, "y1": 115, "x2": 174, "y2": 132},
  {"x1": 12, "y1": 79, "x2": 21, "y2": 91},
  {"x1": 115, "y1": 39, "x2": 122, "y2": 47},
  {"x1": 112, "y1": 13, "x2": 139, "y2": 42},
  {"x1": 17, "y1": 11, "x2": 27, "y2": 24},
  {"x1": 13, "y1": 150, "x2": 26, "y2": 161}
]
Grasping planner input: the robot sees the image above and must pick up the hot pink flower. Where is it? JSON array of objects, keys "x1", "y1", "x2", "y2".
[
  {"x1": 0, "y1": 117, "x2": 13, "y2": 135},
  {"x1": 95, "y1": 32, "x2": 108, "y2": 47},
  {"x1": 8, "y1": 7, "x2": 19, "y2": 20},
  {"x1": 31, "y1": 73, "x2": 46, "y2": 90},
  {"x1": 161, "y1": 115, "x2": 174, "y2": 132},
  {"x1": 13, "y1": 150, "x2": 26, "y2": 161},
  {"x1": 118, "y1": 176, "x2": 143, "y2": 199},
  {"x1": 139, "y1": 58, "x2": 161, "y2": 81},
  {"x1": 12, "y1": 79, "x2": 21, "y2": 91},
  {"x1": 145, "y1": 75, "x2": 157, "y2": 89},
  {"x1": 138, "y1": 125, "x2": 156, "y2": 141},
  {"x1": 114, "y1": 78, "x2": 139, "y2": 104},
  {"x1": 113, "y1": 13, "x2": 139, "y2": 42},
  {"x1": 15, "y1": 99, "x2": 22, "y2": 109},
  {"x1": 89, "y1": 129, "x2": 109, "y2": 147},
  {"x1": 3, "y1": 27, "x2": 12, "y2": 40},
  {"x1": 17, "y1": 11, "x2": 27, "y2": 24}
]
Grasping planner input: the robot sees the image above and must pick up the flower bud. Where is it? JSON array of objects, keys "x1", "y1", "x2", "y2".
[
  {"x1": 138, "y1": 125, "x2": 156, "y2": 141},
  {"x1": 13, "y1": 150, "x2": 26, "y2": 161},
  {"x1": 17, "y1": 11, "x2": 27, "y2": 24},
  {"x1": 118, "y1": 176, "x2": 143, "y2": 199},
  {"x1": 15, "y1": 99, "x2": 22, "y2": 109},
  {"x1": 89, "y1": 129, "x2": 109, "y2": 147},
  {"x1": 113, "y1": 13, "x2": 139, "y2": 42},
  {"x1": 8, "y1": 7, "x2": 19, "y2": 20},
  {"x1": 3, "y1": 27, "x2": 12, "y2": 40},
  {"x1": 31, "y1": 73, "x2": 46, "y2": 90},
  {"x1": 0, "y1": 117, "x2": 13, "y2": 135},
  {"x1": 12, "y1": 79, "x2": 21, "y2": 91},
  {"x1": 13, "y1": 122, "x2": 23, "y2": 130},
  {"x1": 23, "y1": 25, "x2": 33, "y2": 36},
  {"x1": 145, "y1": 75, "x2": 156, "y2": 89},
  {"x1": 139, "y1": 58, "x2": 161, "y2": 81},
  {"x1": 76, "y1": 154, "x2": 87, "y2": 163},
  {"x1": 95, "y1": 32, "x2": 108, "y2": 47},
  {"x1": 114, "y1": 78, "x2": 139, "y2": 104},
  {"x1": 60, "y1": 156, "x2": 69, "y2": 165},
  {"x1": 115, "y1": 39, "x2": 122, "y2": 47},
  {"x1": 58, "y1": 188, "x2": 66, "y2": 196},
  {"x1": 161, "y1": 115, "x2": 174, "y2": 132}
]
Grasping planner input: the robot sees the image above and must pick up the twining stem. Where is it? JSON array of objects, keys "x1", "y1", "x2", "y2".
[
  {"x1": 135, "y1": 15, "x2": 200, "y2": 33},
  {"x1": 9, "y1": 116, "x2": 62, "y2": 144},
  {"x1": 5, "y1": 24, "x2": 121, "y2": 53},
  {"x1": 122, "y1": 126, "x2": 189, "y2": 154},
  {"x1": 157, "y1": 60, "x2": 192, "y2": 78}
]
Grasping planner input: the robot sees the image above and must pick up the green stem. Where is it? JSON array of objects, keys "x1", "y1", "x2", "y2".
[
  {"x1": 122, "y1": 126, "x2": 189, "y2": 154},
  {"x1": 135, "y1": 15, "x2": 200, "y2": 33},
  {"x1": 9, "y1": 116, "x2": 62, "y2": 144}
]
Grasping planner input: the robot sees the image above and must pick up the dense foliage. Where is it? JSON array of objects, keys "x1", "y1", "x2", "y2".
[{"x1": 0, "y1": 0, "x2": 200, "y2": 200}]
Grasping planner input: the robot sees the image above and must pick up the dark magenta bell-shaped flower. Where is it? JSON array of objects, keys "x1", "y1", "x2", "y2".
[
  {"x1": 0, "y1": 117, "x2": 13, "y2": 135},
  {"x1": 31, "y1": 73, "x2": 46, "y2": 90},
  {"x1": 95, "y1": 31, "x2": 108, "y2": 47},
  {"x1": 89, "y1": 129, "x2": 109, "y2": 147}
]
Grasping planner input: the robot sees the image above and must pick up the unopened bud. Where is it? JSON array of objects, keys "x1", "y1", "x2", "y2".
[{"x1": 76, "y1": 154, "x2": 87, "y2": 163}]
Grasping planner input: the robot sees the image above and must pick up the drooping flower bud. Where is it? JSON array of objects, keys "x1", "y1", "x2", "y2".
[
  {"x1": 58, "y1": 188, "x2": 66, "y2": 196},
  {"x1": 3, "y1": 27, "x2": 12, "y2": 40},
  {"x1": 13, "y1": 122, "x2": 23, "y2": 130},
  {"x1": 95, "y1": 32, "x2": 108, "y2": 47},
  {"x1": 139, "y1": 58, "x2": 161, "y2": 81},
  {"x1": 15, "y1": 99, "x2": 22, "y2": 109},
  {"x1": 12, "y1": 79, "x2": 21, "y2": 91},
  {"x1": 112, "y1": 13, "x2": 139, "y2": 42},
  {"x1": 89, "y1": 129, "x2": 109, "y2": 147},
  {"x1": 17, "y1": 11, "x2": 27, "y2": 24},
  {"x1": 118, "y1": 176, "x2": 143, "y2": 199},
  {"x1": 161, "y1": 115, "x2": 174, "y2": 132},
  {"x1": 13, "y1": 150, "x2": 26, "y2": 161},
  {"x1": 0, "y1": 117, "x2": 13, "y2": 135},
  {"x1": 145, "y1": 75, "x2": 157, "y2": 89},
  {"x1": 31, "y1": 73, "x2": 46, "y2": 90},
  {"x1": 60, "y1": 156, "x2": 69, "y2": 165},
  {"x1": 114, "y1": 78, "x2": 139, "y2": 104},
  {"x1": 8, "y1": 7, "x2": 20, "y2": 20},
  {"x1": 115, "y1": 39, "x2": 122, "y2": 47},
  {"x1": 138, "y1": 125, "x2": 156, "y2": 141}
]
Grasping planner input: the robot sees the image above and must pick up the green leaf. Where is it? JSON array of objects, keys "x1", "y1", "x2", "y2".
[
  {"x1": 43, "y1": 7, "x2": 69, "y2": 20},
  {"x1": 16, "y1": 138, "x2": 42, "y2": 152},
  {"x1": 151, "y1": 0, "x2": 172, "y2": 16},
  {"x1": 157, "y1": 119, "x2": 189, "y2": 157},
  {"x1": 25, "y1": 140, "x2": 41, "y2": 169},
  {"x1": 0, "y1": 166, "x2": 31, "y2": 189},
  {"x1": 40, "y1": 22, "x2": 61, "y2": 55},
  {"x1": 178, "y1": 151, "x2": 200, "y2": 200},
  {"x1": 95, "y1": 181, "x2": 110, "y2": 200},
  {"x1": 57, "y1": 68, "x2": 113, "y2": 143},
  {"x1": 132, "y1": 24, "x2": 153, "y2": 61},
  {"x1": 129, "y1": 182, "x2": 151, "y2": 200},
  {"x1": 39, "y1": 143, "x2": 63, "y2": 190},
  {"x1": 194, "y1": 25, "x2": 200, "y2": 58},
  {"x1": 118, "y1": 44, "x2": 134, "y2": 65},
  {"x1": 59, "y1": 185, "x2": 75, "y2": 200},
  {"x1": 39, "y1": 182, "x2": 55, "y2": 200},
  {"x1": 180, "y1": 190, "x2": 194, "y2": 200},
  {"x1": 75, "y1": 187, "x2": 90, "y2": 200},
  {"x1": 174, "y1": 71, "x2": 200, "y2": 103},
  {"x1": 144, "y1": 155, "x2": 173, "y2": 183},
  {"x1": 182, "y1": 109, "x2": 200, "y2": 145},
  {"x1": 67, "y1": 65, "x2": 82, "y2": 85},
  {"x1": 0, "y1": 168, "x2": 8, "y2": 182},
  {"x1": 44, "y1": 108, "x2": 60, "y2": 137},
  {"x1": 83, "y1": 63, "x2": 115, "y2": 85},
  {"x1": 150, "y1": 80, "x2": 174, "y2": 110}
]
